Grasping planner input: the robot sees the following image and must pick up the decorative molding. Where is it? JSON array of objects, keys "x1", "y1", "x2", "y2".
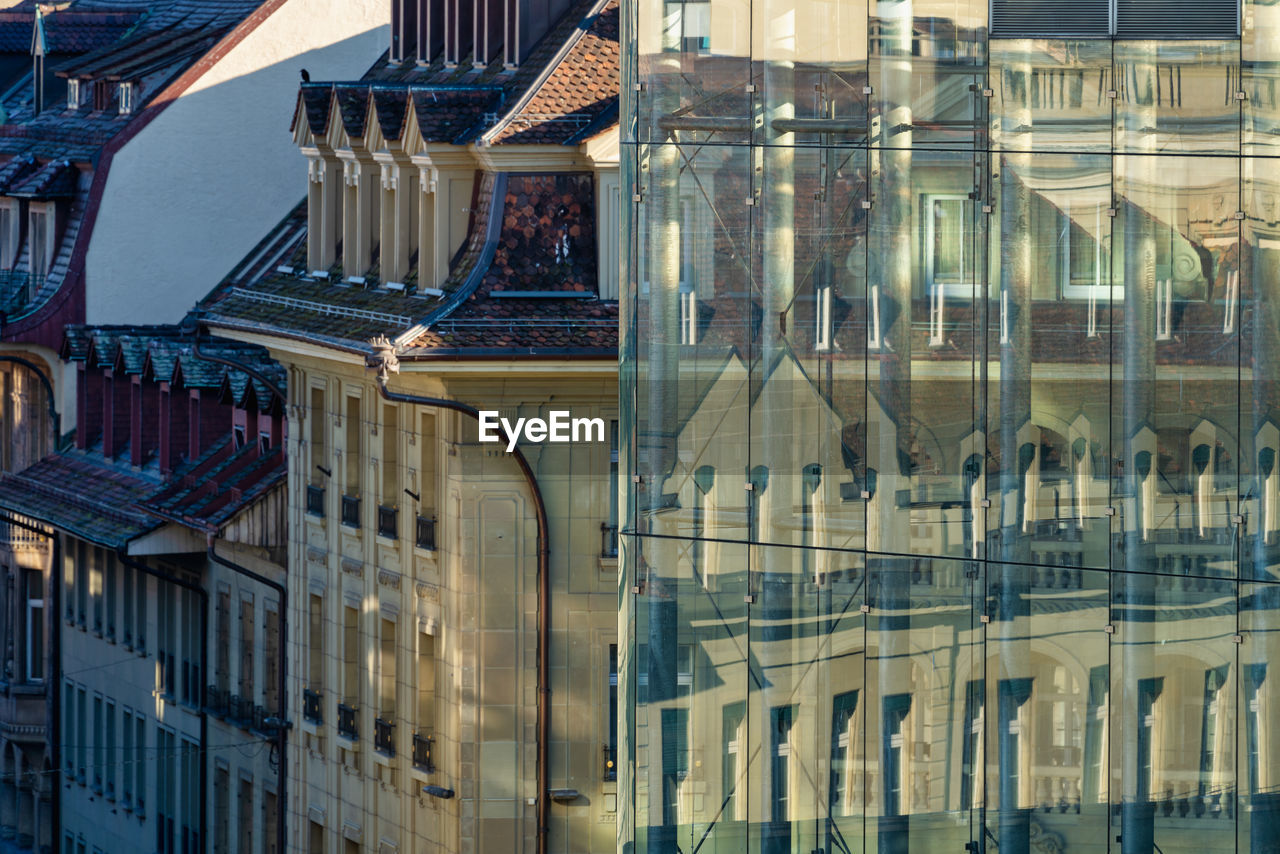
[
  {"x1": 341, "y1": 557, "x2": 363, "y2": 577},
  {"x1": 377, "y1": 568, "x2": 401, "y2": 591},
  {"x1": 415, "y1": 581, "x2": 439, "y2": 603}
]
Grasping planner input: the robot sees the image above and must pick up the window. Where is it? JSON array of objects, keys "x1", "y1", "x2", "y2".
[
  {"x1": 343, "y1": 605, "x2": 359, "y2": 709},
  {"x1": 77, "y1": 686, "x2": 86, "y2": 782},
  {"x1": 815, "y1": 284, "x2": 833, "y2": 351},
  {"x1": 597, "y1": 174, "x2": 621, "y2": 300},
  {"x1": 135, "y1": 567, "x2": 146, "y2": 651},
  {"x1": 309, "y1": 821, "x2": 324, "y2": 854},
  {"x1": 118, "y1": 81, "x2": 134, "y2": 115},
  {"x1": 238, "y1": 777, "x2": 253, "y2": 853},
  {"x1": 135, "y1": 714, "x2": 146, "y2": 814},
  {"x1": 924, "y1": 195, "x2": 971, "y2": 346},
  {"x1": 309, "y1": 386, "x2": 327, "y2": 488},
  {"x1": 722, "y1": 702, "x2": 746, "y2": 820},
  {"x1": 105, "y1": 700, "x2": 116, "y2": 799},
  {"x1": 378, "y1": 618, "x2": 397, "y2": 754},
  {"x1": 679, "y1": 286, "x2": 697, "y2": 345},
  {"x1": 960, "y1": 680, "x2": 983, "y2": 809},
  {"x1": 62, "y1": 680, "x2": 73, "y2": 774},
  {"x1": 24, "y1": 569, "x2": 43, "y2": 681},
  {"x1": 122, "y1": 562, "x2": 134, "y2": 646},
  {"x1": 75, "y1": 540, "x2": 87, "y2": 627},
  {"x1": 28, "y1": 206, "x2": 49, "y2": 282},
  {"x1": 67, "y1": 78, "x2": 80, "y2": 110},
  {"x1": 380, "y1": 405, "x2": 400, "y2": 538},
  {"x1": 344, "y1": 394, "x2": 361, "y2": 499},
  {"x1": 0, "y1": 202, "x2": 16, "y2": 269},
  {"x1": 239, "y1": 594, "x2": 255, "y2": 701},
  {"x1": 216, "y1": 589, "x2": 231, "y2": 694},
  {"x1": 308, "y1": 593, "x2": 324, "y2": 691},
  {"x1": 214, "y1": 766, "x2": 229, "y2": 854},
  {"x1": 264, "y1": 603, "x2": 280, "y2": 714},
  {"x1": 92, "y1": 80, "x2": 109, "y2": 111},
  {"x1": 606, "y1": 644, "x2": 617, "y2": 780},
  {"x1": 105, "y1": 553, "x2": 116, "y2": 640},
  {"x1": 262, "y1": 788, "x2": 279, "y2": 854},
  {"x1": 181, "y1": 739, "x2": 199, "y2": 853},
  {"x1": 91, "y1": 547, "x2": 103, "y2": 633},
  {"x1": 417, "y1": 630, "x2": 435, "y2": 735},
  {"x1": 156, "y1": 728, "x2": 175, "y2": 854},
  {"x1": 660, "y1": 707, "x2": 688, "y2": 826},
  {"x1": 829, "y1": 691, "x2": 858, "y2": 816},
  {"x1": 122, "y1": 708, "x2": 133, "y2": 806},
  {"x1": 93, "y1": 694, "x2": 103, "y2": 791},
  {"x1": 771, "y1": 705, "x2": 796, "y2": 825},
  {"x1": 990, "y1": 0, "x2": 1238, "y2": 38}
]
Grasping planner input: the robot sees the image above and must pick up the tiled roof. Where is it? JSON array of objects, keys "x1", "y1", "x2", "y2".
[
  {"x1": 142, "y1": 435, "x2": 285, "y2": 532},
  {"x1": 0, "y1": 9, "x2": 138, "y2": 55},
  {"x1": 8, "y1": 158, "x2": 78, "y2": 198},
  {"x1": 0, "y1": 452, "x2": 161, "y2": 548},
  {"x1": 487, "y1": 0, "x2": 619, "y2": 145}
]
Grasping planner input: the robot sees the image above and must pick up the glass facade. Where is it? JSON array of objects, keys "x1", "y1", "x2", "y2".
[{"x1": 619, "y1": 1, "x2": 1280, "y2": 852}]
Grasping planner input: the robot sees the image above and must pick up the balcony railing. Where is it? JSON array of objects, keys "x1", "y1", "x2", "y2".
[
  {"x1": 601, "y1": 522, "x2": 618, "y2": 558},
  {"x1": 412, "y1": 733, "x2": 434, "y2": 772},
  {"x1": 228, "y1": 695, "x2": 253, "y2": 728},
  {"x1": 416, "y1": 515, "x2": 436, "y2": 550},
  {"x1": 377, "y1": 505, "x2": 398, "y2": 539},
  {"x1": 306, "y1": 485, "x2": 325, "y2": 517},
  {"x1": 303, "y1": 688, "x2": 322, "y2": 724},
  {"x1": 206, "y1": 686, "x2": 229, "y2": 717},
  {"x1": 341, "y1": 495, "x2": 361, "y2": 528},
  {"x1": 374, "y1": 717, "x2": 395, "y2": 755},
  {"x1": 337, "y1": 703, "x2": 358, "y2": 739}
]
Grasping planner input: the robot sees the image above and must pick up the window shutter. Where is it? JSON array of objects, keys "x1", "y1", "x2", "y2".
[
  {"x1": 990, "y1": 0, "x2": 1110, "y2": 38},
  {"x1": 990, "y1": 0, "x2": 1238, "y2": 38},
  {"x1": 1115, "y1": 0, "x2": 1238, "y2": 37}
]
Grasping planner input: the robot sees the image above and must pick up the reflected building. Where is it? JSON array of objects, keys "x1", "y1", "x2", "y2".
[{"x1": 618, "y1": 0, "x2": 1280, "y2": 852}]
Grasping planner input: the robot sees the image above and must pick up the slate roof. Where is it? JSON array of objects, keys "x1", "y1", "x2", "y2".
[
  {"x1": 0, "y1": 8, "x2": 138, "y2": 55},
  {"x1": 0, "y1": 452, "x2": 161, "y2": 547},
  {"x1": 142, "y1": 435, "x2": 285, "y2": 532}
]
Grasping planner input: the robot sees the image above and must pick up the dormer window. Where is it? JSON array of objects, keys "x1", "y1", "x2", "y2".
[
  {"x1": 118, "y1": 83, "x2": 134, "y2": 115},
  {"x1": 28, "y1": 205, "x2": 49, "y2": 284},
  {"x1": 0, "y1": 200, "x2": 18, "y2": 270},
  {"x1": 92, "y1": 81, "x2": 110, "y2": 112},
  {"x1": 67, "y1": 79, "x2": 81, "y2": 111}
]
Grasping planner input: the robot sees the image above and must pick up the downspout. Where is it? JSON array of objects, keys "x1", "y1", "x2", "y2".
[
  {"x1": 114, "y1": 548, "x2": 208, "y2": 854},
  {"x1": 369, "y1": 347, "x2": 552, "y2": 854},
  {"x1": 0, "y1": 512, "x2": 58, "y2": 847},
  {"x1": 206, "y1": 535, "x2": 288, "y2": 854},
  {"x1": 189, "y1": 334, "x2": 287, "y2": 404}
]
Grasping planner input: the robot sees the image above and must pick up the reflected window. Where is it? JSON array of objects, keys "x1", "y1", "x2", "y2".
[
  {"x1": 660, "y1": 707, "x2": 689, "y2": 826},
  {"x1": 960, "y1": 679, "x2": 983, "y2": 809},
  {"x1": 1059, "y1": 207, "x2": 1112, "y2": 300},
  {"x1": 815, "y1": 284, "x2": 832, "y2": 351},
  {"x1": 1198, "y1": 665, "x2": 1229, "y2": 797},
  {"x1": 1137, "y1": 677, "x2": 1164, "y2": 801},
  {"x1": 1084, "y1": 666, "x2": 1108, "y2": 804},
  {"x1": 830, "y1": 691, "x2": 858, "y2": 816},
  {"x1": 723, "y1": 702, "x2": 745, "y2": 821},
  {"x1": 771, "y1": 705, "x2": 796, "y2": 824}
]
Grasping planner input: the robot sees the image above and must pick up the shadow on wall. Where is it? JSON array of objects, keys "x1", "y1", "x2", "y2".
[{"x1": 84, "y1": 15, "x2": 389, "y2": 326}]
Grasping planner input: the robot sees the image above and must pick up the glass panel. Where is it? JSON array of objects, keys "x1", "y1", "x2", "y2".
[
  {"x1": 990, "y1": 39, "x2": 1114, "y2": 154},
  {"x1": 1115, "y1": 40, "x2": 1241, "y2": 156},
  {"x1": 755, "y1": 0, "x2": 869, "y2": 148},
  {"x1": 869, "y1": 0, "x2": 984, "y2": 149},
  {"x1": 747, "y1": 544, "x2": 865, "y2": 854},
  {"x1": 1111, "y1": 573, "x2": 1236, "y2": 854},
  {"x1": 1243, "y1": 157, "x2": 1280, "y2": 582},
  {"x1": 1244, "y1": 0, "x2": 1280, "y2": 155},
  {"x1": 866, "y1": 556, "x2": 980, "y2": 852},
  {"x1": 866, "y1": 151, "x2": 980, "y2": 558},
  {"x1": 984, "y1": 563, "x2": 1110, "y2": 850},
  {"x1": 1112, "y1": 155, "x2": 1240, "y2": 577},
  {"x1": 1240, "y1": 582, "x2": 1280, "y2": 850},
  {"x1": 987, "y1": 152, "x2": 1114, "y2": 568},
  {"x1": 636, "y1": 0, "x2": 753, "y2": 146},
  {"x1": 634, "y1": 535, "x2": 750, "y2": 854},
  {"x1": 636, "y1": 142, "x2": 753, "y2": 545},
  {"x1": 750, "y1": 145, "x2": 868, "y2": 554}
]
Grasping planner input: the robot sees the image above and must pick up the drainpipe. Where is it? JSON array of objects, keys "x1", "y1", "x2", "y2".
[
  {"x1": 0, "y1": 512, "x2": 58, "y2": 848},
  {"x1": 205, "y1": 535, "x2": 288, "y2": 854},
  {"x1": 369, "y1": 344, "x2": 553, "y2": 854},
  {"x1": 114, "y1": 548, "x2": 208, "y2": 854}
]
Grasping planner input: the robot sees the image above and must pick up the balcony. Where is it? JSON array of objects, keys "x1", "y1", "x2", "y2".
[
  {"x1": 415, "y1": 515, "x2": 436, "y2": 550},
  {"x1": 306, "y1": 485, "x2": 325, "y2": 517},
  {"x1": 206, "y1": 686, "x2": 229, "y2": 717},
  {"x1": 303, "y1": 688, "x2": 322, "y2": 724},
  {"x1": 601, "y1": 522, "x2": 618, "y2": 558},
  {"x1": 377, "y1": 505, "x2": 398, "y2": 539},
  {"x1": 337, "y1": 703, "x2": 358, "y2": 739},
  {"x1": 228, "y1": 695, "x2": 254, "y2": 728},
  {"x1": 341, "y1": 495, "x2": 361, "y2": 528},
  {"x1": 374, "y1": 717, "x2": 395, "y2": 755},
  {"x1": 412, "y1": 733, "x2": 434, "y2": 772}
]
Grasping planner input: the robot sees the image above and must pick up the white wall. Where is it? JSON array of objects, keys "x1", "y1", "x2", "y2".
[{"x1": 85, "y1": 0, "x2": 390, "y2": 325}]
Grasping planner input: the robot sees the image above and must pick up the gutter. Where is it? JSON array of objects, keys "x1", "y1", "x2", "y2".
[{"x1": 369, "y1": 341, "x2": 553, "y2": 854}]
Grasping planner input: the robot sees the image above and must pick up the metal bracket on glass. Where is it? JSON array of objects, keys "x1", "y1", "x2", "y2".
[
  {"x1": 981, "y1": 88, "x2": 993, "y2": 97},
  {"x1": 1236, "y1": 91, "x2": 1247, "y2": 100},
  {"x1": 744, "y1": 594, "x2": 755, "y2": 604},
  {"x1": 862, "y1": 86, "x2": 873, "y2": 95},
  {"x1": 632, "y1": 474, "x2": 642, "y2": 484},
  {"x1": 631, "y1": 586, "x2": 641, "y2": 595},
  {"x1": 1104, "y1": 506, "x2": 1116, "y2": 516},
  {"x1": 632, "y1": 194, "x2": 642, "y2": 204},
  {"x1": 745, "y1": 198, "x2": 755, "y2": 206},
  {"x1": 1235, "y1": 212, "x2": 1246, "y2": 221},
  {"x1": 860, "y1": 490, "x2": 870, "y2": 500},
  {"x1": 633, "y1": 83, "x2": 643, "y2": 92},
  {"x1": 860, "y1": 604, "x2": 871, "y2": 613},
  {"x1": 979, "y1": 615, "x2": 991, "y2": 624},
  {"x1": 1106, "y1": 90, "x2": 1117, "y2": 99},
  {"x1": 1106, "y1": 208, "x2": 1117, "y2": 218},
  {"x1": 745, "y1": 83, "x2": 756, "y2": 93},
  {"x1": 982, "y1": 204, "x2": 993, "y2": 214},
  {"x1": 1232, "y1": 634, "x2": 1244, "y2": 644},
  {"x1": 860, "y1": 200, "x2": 872, "y2": 210},
  {"x1": 1104, "y1": 625, "x2": 1115, "y2": 634},
  {"x1": 1234, "y1": 514, "x2": 1245, "y2": 525},
  {"x1": 979, "y1": 499, "x2": 991, "y2": 508}
]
